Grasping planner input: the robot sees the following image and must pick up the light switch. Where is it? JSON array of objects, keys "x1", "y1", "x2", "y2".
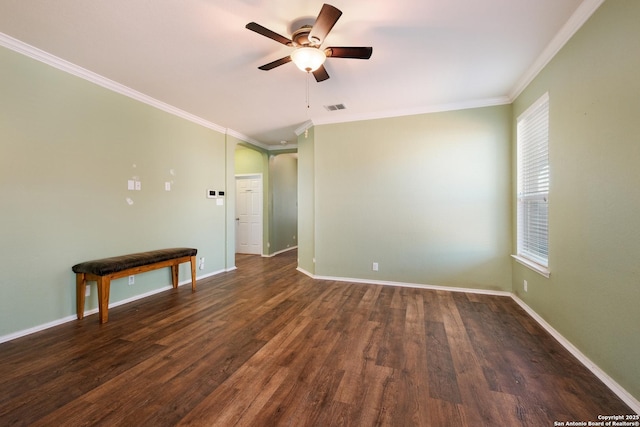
[
  {"x1": 135, "y1": 181, "x2": 141, "y2": 191},
  {"x1": 165, "y1": 182, "x2": 171, "y2": 191},
  {"x1": 128, "y1": 180, "x2": 135, "y2": 190}
]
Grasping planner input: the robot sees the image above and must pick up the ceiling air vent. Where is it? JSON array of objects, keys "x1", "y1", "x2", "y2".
[{"x1": 324, "y1": 103, "x2": 346, "y2": 111}]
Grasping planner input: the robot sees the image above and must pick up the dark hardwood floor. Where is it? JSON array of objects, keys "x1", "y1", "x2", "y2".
[{"x1": 0, "y1": 250, "x2": 634, "y2": 426}]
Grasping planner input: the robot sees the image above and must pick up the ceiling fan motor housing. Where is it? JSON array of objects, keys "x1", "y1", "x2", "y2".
[
  {"x1": 292, "y1": 25, "x2": 315, "y2": 47},
  {"x1": 246, "y1": 4, "x2": 372, "y2": 82}
]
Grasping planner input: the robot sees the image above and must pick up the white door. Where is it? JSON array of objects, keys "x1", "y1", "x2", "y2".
[{"x1": 235, "y1": 175, "x2": 263, "y2": 254}]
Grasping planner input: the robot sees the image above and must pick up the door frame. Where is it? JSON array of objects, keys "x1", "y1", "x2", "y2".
[{"x1": 235, "y1": 173, "x2": 264, "y2": 255}]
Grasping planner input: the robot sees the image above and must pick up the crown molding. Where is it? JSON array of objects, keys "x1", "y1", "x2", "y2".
[
  {"x1": 0, "y1": 32, "x2": 272, "y2": 143},
  {"x1": 509, "y1": 0, "x2": 606, "y2": 101},
  {"x1": 226, "y1": 128, "x2": 298, "y2": 152},
  {"x1": 2, "y1": 0, "x2": 604, "y2": 150},
  {"x1": 225, "y1": 128, "x2": 268, "y2": 150},
  {"x1": 0, "y1": 32, "x2": 291, "y2": 152},
  {"x1": 267, "y1": 143, "x2": 298, "y2": 152},
  {"x1": 294, "y1": 120, "x2": 314, "y2": 136},
  {"x1": 0, "y1": 32, "x2": 228, "y2": 134},
  {"x1": 311, "y1": 96, "x2": 511, "y2": 127}
]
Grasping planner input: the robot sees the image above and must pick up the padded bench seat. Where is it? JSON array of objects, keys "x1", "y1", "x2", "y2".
[{"x1": 72, "y1": 248, "x2": 197, "y2": 324}]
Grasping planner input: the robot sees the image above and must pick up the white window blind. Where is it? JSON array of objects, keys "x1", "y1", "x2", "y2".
[{"x1": 517, "y1": 93, "x2": 549, "y2": 269}]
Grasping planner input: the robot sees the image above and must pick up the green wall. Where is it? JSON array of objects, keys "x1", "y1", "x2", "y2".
[
  {"x1": 235, "y1": 145, "x2": 298, "y2": 255},
  {"x1": 235, "y1": 145, "x2": 266, "y2": 175},
  {"x1": 297, "y1": 127, "x2": 315, "y2": 274},
  {"x1": 311, "y1": 105, "x2": 513, "y2": 291},
  {"x1": 1, "y1": 0, "x2": 638, "y2": 404},
  {"x1": 234, "y1": 144, "x2": 269, "y2": 255},
  {"x1": 0, "y1": 45, "x2": 229, "y2": 336},
  {"x1": 297, "y1": 1, "x2": 640, "y2": 402},
  {"x1": 269, "y1": 153, "x2": 298, "y2": 253},
  {"x1": 511, "y1": 0, "x2": 640, "y2": 400}
]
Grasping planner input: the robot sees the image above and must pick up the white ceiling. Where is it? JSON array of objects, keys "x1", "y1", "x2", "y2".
[{"x1": 0, "y1": 0, "x2": 599, "y2": 148}]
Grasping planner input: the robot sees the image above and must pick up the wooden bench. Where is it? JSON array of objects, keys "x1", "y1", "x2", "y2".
[{"x1": 72, "y1": 248, "x2": 197, "y2": 324}]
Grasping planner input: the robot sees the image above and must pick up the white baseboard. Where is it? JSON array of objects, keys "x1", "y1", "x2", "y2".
[
  {"x1": 307, "y1": 272, "x2": 512, "y2": 297},
  {"x1": 0, "y1": 269, "x2": 226, "y2": 345},
  {"x1": 3, "y1": 267, "x2": 638, "y2": 412},
  {"x1": 511, "y1": 295, "x2": 640, "y2": 414},
  {"x1": 0, "y1": 314, "x2": 80, "y2": 345},
  {"x1": 264, "y1": 246, "x2": 298, "y2": 258},
  {"x1": 197, "y1": 268, "x2": 231, "y2": 278},
  {"x1": 297, "y1": 271, "x2": 639, "y2": 412},
  {"x1": 296, "y1": 267, "x2": 314, "y2": 278}
]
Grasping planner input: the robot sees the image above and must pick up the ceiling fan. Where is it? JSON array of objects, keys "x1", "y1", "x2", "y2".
[{"x1": 246, "y1": 3, "x2": 373, "y2": 82}]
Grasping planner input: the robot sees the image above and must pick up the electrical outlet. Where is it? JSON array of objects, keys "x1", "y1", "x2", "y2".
[
  {"x1": 129, "y1": 275, "x2": 135, "y2": 285},
  {"x1": 524, "y1": 280, "x2": 528, "y2": 292},
  {"x1": 372, "y1": 262, "x2": 379, "y2": 271},
  {"x1": 85, "y1": 285, "x2": 90, "y2": 297},
  {"x1": 199, "y1": 257, "x2": 205, "y2": 270}
]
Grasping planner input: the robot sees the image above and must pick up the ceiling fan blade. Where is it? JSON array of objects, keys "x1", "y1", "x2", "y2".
[
  {"x1": 308, "y1": 4, "x2": 342, "y2": 45},
  {"x1": 325, "y1": 46, "x2": 373, "y2": 59},
  {"x1": 246, "y1": 22, "x2": 292, "y2": 46},
  {"x1": 312, "y1": 65, "x2": 330, "y2": 82},
  {"x1": 258, "y1": 56, "x2": 292, "y2": 70}
]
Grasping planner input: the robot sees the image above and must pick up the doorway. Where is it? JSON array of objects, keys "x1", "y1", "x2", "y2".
[{"x1": 235, "y1": 174, "x2": 263, "y2": 255}]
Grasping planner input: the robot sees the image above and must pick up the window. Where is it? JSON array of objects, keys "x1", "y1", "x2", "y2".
[{"x1": 515, "y1": 93, "x2": 550, "y2": 276}]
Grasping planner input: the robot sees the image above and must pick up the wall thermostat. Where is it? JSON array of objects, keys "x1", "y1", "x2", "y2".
[{"x1": 207, "y1": 189, "x2": 216, "y2": 198}]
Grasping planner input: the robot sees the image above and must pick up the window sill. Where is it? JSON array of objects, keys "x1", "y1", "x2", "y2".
[{"x1": 511, "y1": 255, "x2": 550, "y2": 278}]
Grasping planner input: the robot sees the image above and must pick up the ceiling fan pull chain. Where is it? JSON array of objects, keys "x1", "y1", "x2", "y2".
[{"x1": 306, "y1": 71, "x2": 311, "y2": 110}]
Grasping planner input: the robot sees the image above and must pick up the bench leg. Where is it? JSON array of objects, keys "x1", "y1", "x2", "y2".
[
  {"x1": 190, "y1": 255, "x2": 197, "y2": 291},
  {"x1": 76, "y1": 273, "x2": 86, "y2": 320},
  {"x1": 96, "y1": 276, "x2": 111, "y2": 324},
  {"x1": 171, "y1": 264, "x2": 179, "y2": 289}
]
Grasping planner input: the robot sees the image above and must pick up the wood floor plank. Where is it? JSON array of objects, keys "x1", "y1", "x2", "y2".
[
  {"x1": 427, "y1": 398, "x2": 467, "y2": 427},
  {"x1": 352, "y1": 362, "x2": 395, "y2": 426},
  {"x1": 332, "y1": 320, "x2": 383, "y2": 405},
  {"x1": 375, "y1": 307, "x2": 406, "y2": 369},
  {"x1": 0, "y1": 339, "x2": 166, "y2": 425},
  {"x1": 177, "y1": 365, "x2": 291, "y2": 426},
  {"x1": 394, "y1": 290, "x2": 431, "y2": 426},
  {"x1": 251, "y1": 327, "x2": 344, "y2": 425},
  {"x1": 425, "y1": 320, "x2": 463, "y2": 404},
  {"x1": 0, "y1": 249, "x2": 635, "y2": 426},
  {"x1": 437, "y1": 291, "x2": 509, "y2": 425}
]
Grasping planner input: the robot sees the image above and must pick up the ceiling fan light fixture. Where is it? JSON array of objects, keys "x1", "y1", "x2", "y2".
[
  {"x1": 247, "y1": 4, "x2": 371, "y2": 82},
  {"x1": 291, "y1": 47, "x2": 326, "y2": 72}
]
